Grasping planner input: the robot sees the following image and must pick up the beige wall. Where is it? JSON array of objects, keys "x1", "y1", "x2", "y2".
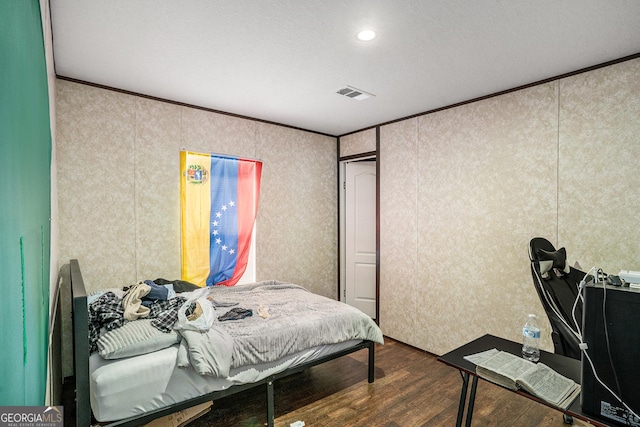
[
  {"x1": 340, "y1": 128, "x2": 376, "y2": 157},
  {"x1": 379, "y1": 58, "x2": 640, "y2": 355},
  {"x1": 57, "y1": 57, "x2": 640, "y2": 359},
  {"x1": 558, "y1": 62, "x2": 640, "y2": 271},
  {"x1": 379, "y1": 119, "x2": 419, "y2": 345},
  {"x1": 56, "y1": 79, "x2": 338, "y2": 299}
]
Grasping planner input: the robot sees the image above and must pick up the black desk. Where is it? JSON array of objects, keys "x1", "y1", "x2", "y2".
[{"x1": 438, "y1": 334, "x2": 612, "y2": 427}]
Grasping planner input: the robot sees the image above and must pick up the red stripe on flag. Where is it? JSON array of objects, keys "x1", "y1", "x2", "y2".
[{"x1": 216, "y1": 159, "x2": 262, "y2": 286}]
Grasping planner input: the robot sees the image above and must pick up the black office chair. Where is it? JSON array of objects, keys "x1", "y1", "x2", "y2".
[{"x1": 528, "y1": 237, "x2": 586, "y2": 361}]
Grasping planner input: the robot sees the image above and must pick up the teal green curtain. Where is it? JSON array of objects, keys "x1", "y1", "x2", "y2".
[{"x1": 0, "y1": 0, "x2": 52, "y2": 405}]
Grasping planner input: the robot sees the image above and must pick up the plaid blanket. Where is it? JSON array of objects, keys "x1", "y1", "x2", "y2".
[{"x1": 88, "y1": 292, "x2": 186, "y2": 353}]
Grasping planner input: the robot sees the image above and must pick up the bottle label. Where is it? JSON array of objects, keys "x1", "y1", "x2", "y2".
[{"x1": 523, "y1": 327, "x2": 540, "y2": 339}]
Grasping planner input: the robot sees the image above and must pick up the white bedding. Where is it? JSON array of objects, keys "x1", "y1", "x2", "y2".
[{"x1": 89, "y1": 339, "x2": 362, "y2": 422}]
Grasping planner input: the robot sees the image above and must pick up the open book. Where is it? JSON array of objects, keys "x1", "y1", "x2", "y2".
[{"x1": 474, "y1": 350, "x2": 580, "y2": 409}]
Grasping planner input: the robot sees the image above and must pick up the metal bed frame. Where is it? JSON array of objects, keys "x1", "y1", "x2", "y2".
[{"x1": 68, "y1": 259, "x2": 376, "y2": 427}]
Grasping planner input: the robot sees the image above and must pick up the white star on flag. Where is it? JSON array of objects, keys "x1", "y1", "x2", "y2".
[{"x1": 211, "y1": 199, "x2": 238, "y2": 257}]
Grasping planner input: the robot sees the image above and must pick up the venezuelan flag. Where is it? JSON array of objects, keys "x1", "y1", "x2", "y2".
[{"x1": 180, "y1": 151, "x2": 262, "y2": 287}]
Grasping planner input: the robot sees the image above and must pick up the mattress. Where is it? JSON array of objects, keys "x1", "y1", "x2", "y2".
[{"x1": 90, "y1": 339, "x2": 362, "y2": 422}]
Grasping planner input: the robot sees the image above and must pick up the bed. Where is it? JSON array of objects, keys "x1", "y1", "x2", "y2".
[{"x1": 67, "y1": 259, "x2": 383, "y2": 426}]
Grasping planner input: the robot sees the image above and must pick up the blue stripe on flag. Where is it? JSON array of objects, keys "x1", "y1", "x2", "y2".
[{"x1": 207, "y1": 156, "x2": 240, "y2": 286}]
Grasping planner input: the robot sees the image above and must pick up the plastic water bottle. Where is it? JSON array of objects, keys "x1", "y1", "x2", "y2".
[{"x1": 522, "y1": 314, "x2": 540, "y2": 362}]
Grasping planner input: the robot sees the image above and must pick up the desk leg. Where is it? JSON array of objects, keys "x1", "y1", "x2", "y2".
[
  {"x1": 456, "y1": 372, "x2": 470, "y2": 427},
  {"x1": 465, "y1": 376, "x2": 478, "y2": 427},
  {"x1": 456, "y1": 373, "x2": 479, "y2": 427}
]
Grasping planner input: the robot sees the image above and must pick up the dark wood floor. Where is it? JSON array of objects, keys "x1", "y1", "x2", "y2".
[
  {"x1": 66, "y1": 337, "x2": 583, "y2": 426},
  {"x1": 187, "y1": 338, "x2": 578, "y2": 427}
]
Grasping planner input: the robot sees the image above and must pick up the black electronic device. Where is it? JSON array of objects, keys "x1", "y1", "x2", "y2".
[
  {"x1": 606, "y1": 275, "x2": 623, "y2": 287},
  {"x1": 581, "y1": 283, "x2": 640, "y2": 426}
]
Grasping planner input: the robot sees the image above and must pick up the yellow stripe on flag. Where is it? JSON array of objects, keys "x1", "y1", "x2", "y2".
[{"x1": 180, "y1": 151, "x2": 211, "y2": 287}]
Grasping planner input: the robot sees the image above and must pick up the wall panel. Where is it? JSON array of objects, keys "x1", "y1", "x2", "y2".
[
  {"x1": 256, "y1": 123, "x2": 338, "y2": 298},
  {"x1": 134, "y1": 98, "x2": 183, "y2": 280},
  {"x1": 340, "y1": 128, "x2": 376, "y2": 157},
  {"x1": 558, "y1": 59, "x2": 640, "y2": 273},
  {"x1": 416, "y1": 84, "x2": 558, "y2": 354},
  {"x1": 379, "y1": 119, "x2": 419, "y2": 345},
  {"x1": 56, "y1": 82, "x2": 137, "y2": 289},
  {"x1": 181, "y1": 107, "x2": 257, "y2": 158}
]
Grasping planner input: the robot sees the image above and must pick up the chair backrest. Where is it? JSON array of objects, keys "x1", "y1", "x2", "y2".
[{"x1": 528, "y1": 237, "x2": 584, "y2": 360}]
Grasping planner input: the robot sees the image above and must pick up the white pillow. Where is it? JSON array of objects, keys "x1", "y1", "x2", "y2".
[{"x1": 97, "y1": 319, "x2": 179, "y2": 359}]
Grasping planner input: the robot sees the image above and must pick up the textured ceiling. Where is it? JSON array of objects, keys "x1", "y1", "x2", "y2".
[{"x1": 50, "y1": 1, "x2": 640, "y2": 136}]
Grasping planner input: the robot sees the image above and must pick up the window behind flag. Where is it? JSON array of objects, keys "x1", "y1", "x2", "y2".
[{"x1": 180, "y1": 151, "x2": 262, "y2": 287}]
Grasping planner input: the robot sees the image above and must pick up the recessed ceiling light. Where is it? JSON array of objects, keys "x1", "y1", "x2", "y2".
[{"x1": 356, "y1": 29, "x2": 376, "y2": 41}]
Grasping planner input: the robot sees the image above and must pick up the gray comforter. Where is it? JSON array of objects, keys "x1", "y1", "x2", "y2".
[{"x1": 176, "y1": 281, "x2": 384, "y2": 377}]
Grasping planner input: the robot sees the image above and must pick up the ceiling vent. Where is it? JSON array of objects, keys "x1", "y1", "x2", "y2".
[{"x1": 336, "y1": 85, "x2": 375, "y2": 101}]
